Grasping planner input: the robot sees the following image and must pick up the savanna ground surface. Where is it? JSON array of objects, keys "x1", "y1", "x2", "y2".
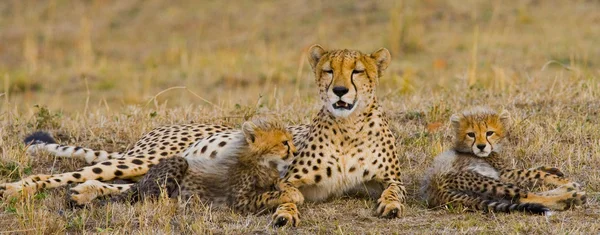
[{"x1": 0, "y1": 0, "x2": 599, "y2": 234}]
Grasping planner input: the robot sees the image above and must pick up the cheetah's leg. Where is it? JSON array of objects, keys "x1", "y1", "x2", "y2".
[
  {"x1": 68, "y1": 180, "x2": 133, "y2": 205},
  {"x1": 270, "y1": 180, "x2": 306, "y2": 227},
  {"x1": 373, "y1": 179, "x2": 407, "y2": 218},
  {"x1": 0, "y1": 174, "x2": 52, "y2": 198},
  {"x1": 371, "y1": 153, "x2": 407, "y2": 218},
  {"x1": 499, "y1": 168, "x2": 579, "y2": 189},
  {"x1": 436, "y1": 188, "x2": 549, "y2": 214},
  {"x1": 234, "y1": 182, "x2": 304, "y2": 214},
  {"x1": 0, "y1": 157, "x2": 159, "y2": 199},
  {"x1": 107, "y1": 156, "x2": 188, "y2": 204},
  {"x1": 447, "y1": 171, "x2": 585, "y2": 211}
]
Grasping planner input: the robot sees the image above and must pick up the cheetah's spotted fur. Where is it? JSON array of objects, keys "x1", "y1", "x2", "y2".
[
  {"x1": 1, "y1": 44, "x2": 406, "y2": 227},
  {"x1": 109, "y1": 117, "x2": 301, "y2": 215},
  {"x1": 421, "y1": 107, "x2": 586, "y2": 214}
]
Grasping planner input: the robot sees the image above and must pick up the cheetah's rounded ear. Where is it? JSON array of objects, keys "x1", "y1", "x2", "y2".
[
  {"x1": 370, "y1": 48, "x2": 391, "y2": 76},
  {"x1": 450, "y1": 114, "x2": 461, "y2": 128},
  {"x1": 242, "y1": 121, "x2": 257, "y2": 143},
  {"x1": 308, "y1": 44, "x2": 326, "y2": 70},
  {"x1": 499, "y1": 110, "x2": 510, "y2": 125}
]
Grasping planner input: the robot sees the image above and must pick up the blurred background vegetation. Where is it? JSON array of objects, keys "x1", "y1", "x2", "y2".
[{"x1": 1, "y1": 0, "x2": 597, "y2": 115}]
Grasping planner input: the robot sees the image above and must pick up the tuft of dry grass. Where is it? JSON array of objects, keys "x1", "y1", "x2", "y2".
[{"x1": 1, "y1": 0, "x2": 599, "y2": 233}]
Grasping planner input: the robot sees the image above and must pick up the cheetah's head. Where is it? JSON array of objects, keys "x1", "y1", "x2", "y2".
[
  {"x1": 451, "y1": 107, "x2": 510, "y2": 157},
  {"x1": 242, "y1": 117, "x2": 296, "y2": 172},
  {"x1": 308, "y1": 44, "x2": 391, "y2": 118}
]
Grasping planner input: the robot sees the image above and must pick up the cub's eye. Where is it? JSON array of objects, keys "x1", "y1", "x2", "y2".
[
  {"x1": 486, "y1": 131, "x2": 495, "y2": 136},
  {"x1": 352, "y1": 69, "x2": 364, "y2": 74},
  {"x1": 467, "y1": 132, "x2": 475, "y2": 138},
  {"x1": 323, "y1": 69, "x2": 333, "y2": 74},
  {"x1": 282, "y1": 141, "x2": 289, "y2": 146}
]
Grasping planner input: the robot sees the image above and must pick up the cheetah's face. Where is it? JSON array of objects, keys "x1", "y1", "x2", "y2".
[
  {"x1": 242, "y1": 120, "x2": 297, "y2": 172},
  {"x1": 451, "y1": 108, "x2": 510, "y2": 157},
  {"x1": 308, "y1": 45, "x2": 391, "y2": 118}
]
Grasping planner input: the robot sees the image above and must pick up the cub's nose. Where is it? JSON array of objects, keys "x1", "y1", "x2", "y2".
[
  {"x1": 332, "y1": 86, "x2": 349, "y2": 97},
  {"x1": 476, "y1": 144, "x2": 486, "y2": 151}
]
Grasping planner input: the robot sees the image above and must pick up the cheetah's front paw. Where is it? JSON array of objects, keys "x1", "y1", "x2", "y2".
[
  {"x1": 545, "y1": 191, "x2": 587, "y2": 211},
  {"x1": 1, "y1": 183, "x2": 33, "y2": 199},
  {"x1": 376, "y1": 197, "x2": 404, "y2": 218},
  {"x1": 272, "y1": 203, "x2": 300, "y2": 227},
  {"x1": 375, "y1": 186, "x2": 405, "y2": 218},
  {"x1": 538, "y1": 182, "x2": 584, "y2": 196},
  {"x1": 68, "y1": 180, "x2": 105, "y2": 206}
]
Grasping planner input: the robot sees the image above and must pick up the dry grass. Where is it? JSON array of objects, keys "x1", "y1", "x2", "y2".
[{"x1": 1, "y1": 0, "x2": 599, "y2": 234}]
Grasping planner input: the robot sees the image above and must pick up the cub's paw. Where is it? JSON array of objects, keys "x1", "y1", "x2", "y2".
[
  {"x1": 272, "y1": 203, "x2": 300, "y2": 227},
  {"x1": 539, "y1": 182, "x2": 584, "y2": 196},
  {"x1": 535, "y1": 166, "x2": 564, "y2": 177},
  {"x1": 548, "y1": 191, "x2": 587, "y2": 211}
]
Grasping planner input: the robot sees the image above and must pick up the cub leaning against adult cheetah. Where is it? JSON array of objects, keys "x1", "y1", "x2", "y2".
[
  {"x1": 421, "y1": 107, "x2": 586, "y2": 214},
  {"x1": 110, "y1": 117, "x2": 302, "y2": 214},
  {"x1": 2, "y1": 44, "x2": 406, "y2": 227}
]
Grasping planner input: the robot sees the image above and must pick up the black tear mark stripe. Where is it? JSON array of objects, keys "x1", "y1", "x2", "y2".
[{"x1": 350, "y1": 61, "x2": 359, "y2": 105}]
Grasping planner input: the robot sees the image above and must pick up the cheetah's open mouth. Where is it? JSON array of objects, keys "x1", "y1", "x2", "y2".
[{"x1": 333, "y1": 101, "x2": 354, "y2": 110}]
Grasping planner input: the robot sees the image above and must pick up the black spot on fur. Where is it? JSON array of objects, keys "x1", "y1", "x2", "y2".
[
  {"x1": 72, "y1": 173, "x2": 81, "y2": 179},
  {"x1": 315, "y1": 175, "x2": 322, "y2": 183},
  {"x1": 132, "y1": 159, "x2": 144, "y2": 165},
  {"x1": 24, "y1": 131, "x2": 56, "y2": 145},
  {"x1": 92, "y1": 168, "x2": 103, "y2": 174}
]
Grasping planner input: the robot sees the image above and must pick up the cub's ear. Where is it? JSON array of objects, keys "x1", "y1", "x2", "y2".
[
  {"x1": 450, "y1": 114, "x2": 461, "y2": 128},
  {"x1": 498, "y1": 110, "x2": 510, "y2": 125},
  {"x1": 308, "y1": 44, "x2": 326, "y2": 70},
  {"x1": 370, "y1": 48, "x2": 391, "y2": 76},
  {"x1": 242, "y1": 121, "x2": 257, "y2": 143}
]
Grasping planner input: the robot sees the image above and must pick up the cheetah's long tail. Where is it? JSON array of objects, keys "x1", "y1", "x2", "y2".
[
  {"x1": 446, "y1": 191, "x2": 550, "y2": 215},
  {"x1": 24, "y1": 131, "x2": 124, "y2": 164}
]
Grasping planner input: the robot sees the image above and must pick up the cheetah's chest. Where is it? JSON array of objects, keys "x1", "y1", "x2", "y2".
[
  {"x1": 466, "y1": 161, "x2": 500, "y2": 179},
  {"x1": 293, "y1": 135, "x2": 382, "y2": 201}
]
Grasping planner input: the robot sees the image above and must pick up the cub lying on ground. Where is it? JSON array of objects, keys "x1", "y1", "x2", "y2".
[
  {"x1": 422, "y1": 107, "x2": 586, "y2": 214},
  {"x1": 112, "y1": 117, "x2": 303, "y2": 214}
]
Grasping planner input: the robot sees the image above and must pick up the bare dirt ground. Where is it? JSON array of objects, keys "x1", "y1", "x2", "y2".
[{"x1": 0, "y1": 0, "x2": 599, "y2": 234}]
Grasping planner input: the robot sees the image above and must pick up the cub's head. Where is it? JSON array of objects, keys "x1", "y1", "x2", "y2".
[
  {"x1": 242, "y1": 117, "x2": 296, "y2": 170},
  {"x1": 308, "y1": 44, "x2": 391, "y2": 118},
  {"x1": 450, "y1": 107, "x2": 510, "y2": 157}
]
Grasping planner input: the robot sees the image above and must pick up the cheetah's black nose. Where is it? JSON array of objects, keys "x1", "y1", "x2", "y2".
[
  {"x1": 332, "y1": 86, "x2": 349, "y2": 97},
  {"x1": 476, "y1": 144, "x2": 486, "y2": 150}
]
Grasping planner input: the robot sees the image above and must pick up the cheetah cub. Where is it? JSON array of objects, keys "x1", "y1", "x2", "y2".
[
  {"x1": 112, "y1": 117, "x2": 301, "y2": 214},
  {"x1": 422, "y1": 107, "x2": 586, "y2": 214}
]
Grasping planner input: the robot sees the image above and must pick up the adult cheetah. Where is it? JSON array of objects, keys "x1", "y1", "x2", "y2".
[
  {"x1": 421, "y1": 107, "x2": 586, "y2": 214},
  {"x1": 1, "y1": 44, "x2": 406, "y2": 227}
]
